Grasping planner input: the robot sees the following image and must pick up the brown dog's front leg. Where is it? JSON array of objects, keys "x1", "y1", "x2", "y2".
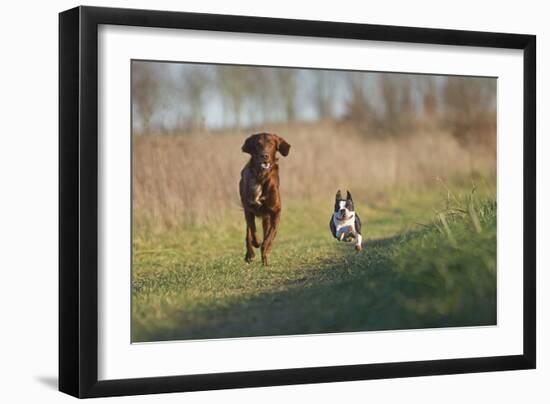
[
  {"x1": 244, "y1": 210, "x2": 257, "y2": 263},
  {"x1": 247, "y1": 211, "x2": 260, "y2": 248},
  {"x1": 260, "y1": 215, "x2": 270, "y2": 265},
  {"x1": 261, "y1": 211, "x2": 280, "y2": 266},
  {"x1": 261, "y1": 215, "x2": 270, "y2": 240}
]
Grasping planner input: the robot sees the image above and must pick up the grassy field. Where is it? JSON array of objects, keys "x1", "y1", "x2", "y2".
[
  {"x1": 133, "y1": 121, "x2": 495, "y2": 229},
  {"x1": 132, "y1": 181, "x2": 497, "y2": 342}
]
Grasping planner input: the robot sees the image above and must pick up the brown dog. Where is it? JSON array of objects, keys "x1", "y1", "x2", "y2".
[{"x1": 239, "y1": 133, "x2": 291, "y2": 265}]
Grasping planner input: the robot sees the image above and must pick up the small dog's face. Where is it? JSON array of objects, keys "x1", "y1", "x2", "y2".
[
  {"x1": 242, "y1": 133, "x2": 291, "y2": 172},
  {"x1": 334, "y1": 190, "x2": 355, "y2": 220}
]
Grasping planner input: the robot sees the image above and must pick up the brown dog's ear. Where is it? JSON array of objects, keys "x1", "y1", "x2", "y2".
[
  {"x1": 276, "y1": 135, "x2": 291, "y2": 157},
  {"x1": 241, "y1": 134, "x2": 257, "y2": 154}
]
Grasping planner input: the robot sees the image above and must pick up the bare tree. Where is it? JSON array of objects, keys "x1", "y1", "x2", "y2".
[
  {"x1": 217, "y1": 66, "x2": 255, "y2": 129},
  {"x1": 177, "y1": 66, "x2": 210, "y2": 131},
  {"x1": 442, "y1": 76, "x2": 497, "y2": 144},
  {"x1": 399, "y1": 77, "x2": 413, "y2": 118},
  {"x1": 378, "y1": 75, "x2": 414, "y2": 134},
  {"x1": 343, "y1": 72, "x2": 378, "y2": 133},
  {"x1": 276, "y1": 69, "x2": 297, "y2": 122},
  {"x1": 380, "y1": 75, "x2": 400, "y2": 127},
  {"x1": 132, "y1": 62, "x2": 161, "y2": 134},
  {"x1": 312, "y1": 71, "x2": 336, "y2": 119},
  {"x1": 443, "y1": 76, "x2": 495, "y2": 119},
  {"x1": 420, "y1": 76, "x2": 438, "y2": 118},
  {"x1": 247, "y1": 68, "x2": 276, "y2": 125}
]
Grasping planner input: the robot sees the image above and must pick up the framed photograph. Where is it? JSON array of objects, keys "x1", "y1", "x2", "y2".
[{"x1": 59, "y1": 6, "x2": 536, "y2": 398}]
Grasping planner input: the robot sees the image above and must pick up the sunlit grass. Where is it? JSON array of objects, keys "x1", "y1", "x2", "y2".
[{"x1": 132, "y1": 181, "x2": 496, "y2": 342}]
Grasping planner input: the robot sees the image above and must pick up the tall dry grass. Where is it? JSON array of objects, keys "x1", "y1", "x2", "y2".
[{"x1": 133, "y1": 120, "x2": 495, "y2": 230}]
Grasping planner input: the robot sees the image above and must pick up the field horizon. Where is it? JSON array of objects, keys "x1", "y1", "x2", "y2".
[{"x1": 133, "y1": 119, "x2": 495, "y2": 232}]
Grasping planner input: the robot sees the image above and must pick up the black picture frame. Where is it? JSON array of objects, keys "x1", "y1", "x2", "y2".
[{"x1": 59, "y1": 5, "x2": 536, "y2": 398}]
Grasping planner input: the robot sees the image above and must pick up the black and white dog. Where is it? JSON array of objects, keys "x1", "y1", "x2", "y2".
[{"x1": 329, "y1": 190, "x2": 363, "y2": 251}]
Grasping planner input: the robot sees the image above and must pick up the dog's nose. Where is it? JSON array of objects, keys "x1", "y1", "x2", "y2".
[
  {"x1": 339, "y1": 209, "x2": 346, "y2": 216},
  {"x1": 261, "y1": 153, "x2": 269, "y2": 160}
]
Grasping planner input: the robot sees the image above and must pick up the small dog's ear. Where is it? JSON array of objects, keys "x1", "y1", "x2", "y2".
[
  {"x1": 275, "y1": 135, "x2": 291, "y2": 157},
  {"x1": 346, "y1": 190, "x2": 353, "y2": 201},
  {"x1": 336, "y1": 190, "x2": 342, "y2": 200},
  {"x1": 241, "y1": 135, "x2": 256, "y2": 154}
]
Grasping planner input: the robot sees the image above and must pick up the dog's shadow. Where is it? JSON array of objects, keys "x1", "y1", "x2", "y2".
[{"x1": 364, "y1": 233, "x2": 411, "y2": 248}]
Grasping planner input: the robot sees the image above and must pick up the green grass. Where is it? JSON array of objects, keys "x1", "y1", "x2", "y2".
[{"x1": 132, "y1": 182, "x2": 497, "y2": 342}]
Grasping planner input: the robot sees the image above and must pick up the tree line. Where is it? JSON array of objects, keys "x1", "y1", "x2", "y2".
[{"x1": 132, "y1": 61, "x2": 496, "y2": 142}]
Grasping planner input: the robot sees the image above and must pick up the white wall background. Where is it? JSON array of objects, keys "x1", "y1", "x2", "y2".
[{"x1": 0, "y1": 0, "x2": 546, "y2": 402}]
